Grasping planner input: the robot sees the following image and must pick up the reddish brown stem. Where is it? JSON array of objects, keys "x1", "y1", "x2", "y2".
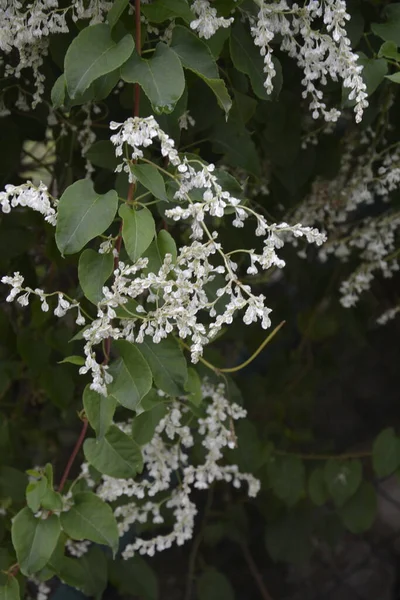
[{"x1": 58, "y1": 419, "x2": 88, "y2": 493}]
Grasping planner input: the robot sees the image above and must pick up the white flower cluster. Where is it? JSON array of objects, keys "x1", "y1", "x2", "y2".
[
  {"x1": 1, "y1": 272, "x2": 86, "y2": 324},
  {"x1": 68, "y1": 116, "x2": 323, "y2": 395},
  {"x1": 190, "y1": 0, "x2": 234, "y2": 40},
  {"x1": 79, "y1": 381, "x2": 260, "y2": 558},
  {"x1": 0, "y1": 0, "x2": 112, "y2": 106},
  {"x1": 250, "y1": 0, "x2": 368, "y2": 122},
  {"x1": 294, "y1": 127, "x2": 400, "y2": 318},
  {"x1": 27, "y1": 577, "x2": 51, "y2": 600},
  {"x1": 0, "y1": 181, "x2": 57, "y2": 225}
]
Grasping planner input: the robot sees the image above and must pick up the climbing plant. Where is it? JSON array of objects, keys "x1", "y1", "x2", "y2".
[{"x1": 0, "y1": 0, "x2": 400, "y2": 598}]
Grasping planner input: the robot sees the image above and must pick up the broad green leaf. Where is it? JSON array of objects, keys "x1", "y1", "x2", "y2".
[
  {"x1": 84, "y1": 425, "x2": 143, "y2": 478},
  {"x1": 83, "y1": 385, "x2": 117, "y2": 439},
  {"x1": 379, "y1": 41, "x2": 400, "y2": 61},
  {"x1": 61, "y1": 492, "x2": 119, "y2": 555},
  {"x1": 132, "y1": 403, "x2": 167, "y2": 446},
  {"x1": 372, "y1": 427, "x2": 400, "y2": 477},
  {"x1": 230, "y1": 21, "x2": 270, "y2": 100},
  {"x1": 40, "y1": 489, "x2": 63, "y2": 512},
  {"x1": 144, "y1": 230, "x2": 177, "y2": 274},
  {"x1": 185, "y1": 368, "x2": 202, "y2": 406},
  {"x1": 107, "y1": 0, "x2": 129, "y2": 29},
  {"x1": 267, "y1": 455, "x2": 305, "y2": 506},
  {"x1": 136, "y1": 337, "x2": 188, "y2": 396},
  {"x1": 323, "y1": 459, "x2": 362, "y2": 507},
  {"x1": 308, "y1": 468, "x2": 329, "y2": 506},
  {"x1": 131, "y1": 164, "x2": 169, "y2": 202},
  {"x1": 338, "y1": 482, "x2": 377, "y2": 534},
  {"x1": 65, "y1": 24, "x2": 134, "y2": 98},
  {"x1": 0, "y1": 577, "x2": 19, "y2": 600},
  {"x1": 171, "y1": 25, "x2": 218, "y2": 80},
  {"x1": 26, "y1": 477, "x2": 47, "y2": 513},
  {"x1": 372, "y1": 4, "x2": 400, "y2": 45},
  {"x1": 121, "y1": 43, "x2": 185, "y2": 113},
  {"x1": 12, "y1": 508, "x2": 61, "y2": 576},
  {"x1": 197, "y1": 568, "x2": 234, "y2": 600},
  {"x1": 136, "y1": 389, "x2": 163, "y2": 414},
  {"x1": 211, "y1": 119, "x2": 260, "y2": 177},
  {"x1": 51, "y1": 75, "x2": 66, "y2": 108},
  {"x1": 108, "y1": 341, "x2": 153, "y2": 410},
  {"x1": 56, "y1": 180, "x2": 118, "y2": 255},
  {"x1": 78, "y1": 248, "x2": 114, "y2": 304},
  {"x1": 386, "y1": 72, "x2": 400, "y2": 83},
  {"x1": 171, "y1": 26, "x2": 232, "y2": 115},
  {"x1": 108, "y1": 556, "x2": 159, "y2": 600},
  {"x1": 119, "y1": 204, "x2": 156, "y2": 262},
  {"x1": 141, "y1": 0, "x2": 194, "y2": 24},
  {"x1": 58, "y1": 355, "x2": 85, "y2": 366},
  {"x1": 85, "y1": 140, "x2": 120, "y2": 171},
  {"x1": 50, "y1": 545, "x2": 107, "y2": 599}
]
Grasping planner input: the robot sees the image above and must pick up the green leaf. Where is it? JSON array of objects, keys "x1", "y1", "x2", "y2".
[
  {"x1": 50, "y1": 545, "x2": 107, "y2": 599},
  {"x1": 40, "y1": 489, "x2": 63, "y2": 512},
  {"x1": 56, "y1": 180, "x2": 118, "y2": 255},
  {"x1": 107, "y1": 0, "x2": 129, "y2": 29},
  {"x1": 144, "y1": 230, "x2": 177, "y2": 274},
  {"x1": 65, "y1": 24, "x2": 134, "y2": 98},
  {"x1": 372, "y1": 4, "x2": 400, "y2": 45},
  {"x1": 58, "y1": 355, "x2": 85, "y2": 366},
  {"x1": 61, "y1": 492, "x2": 119, "y2": 555},
  {"x1": 141, "y1": 0, "x2": 194, "y2": 24},
  {"x1": 0, "y1": 577, "x2": 19, "y2": 600},
  {"x1": 12, "y1": 508, "x2": 61, "y2": 576},
  {"x1": 372, "y1": 427, "x2": 400, "y2": 477},
  {"x1": 109, "y1": 556, "x2": 159, "y2": 600},
  {"x1": 386, "y1": 72, "x2": 400, "y2": 83},
  {"x1": 136, "y1": 337, "x2": 188, "y2": 396},
  {"x1": 121, "y1": 43, "x2": 185, "y2": 113},
  {"x1": 78, "y1": 248, "x2": 114, "y2": 304},
  {"x1": 230, "y1": 21, "x2": 270, "y2": 100},
  {"x1": 197, "y1": 568, "x2": 234, "y2": 600},
  {"x1": 308, "y1": 468, "x2": 329, "y2": 506},
  {"x1": 131, "y1": 164, "x2": 169, "y2": 202},
  {"x1": 185, "y1": 368, "x2": 202, "y2": 406},
  {"x1": 267, "y1": 455, "x2": 305, "y2": 506},
  {"x1": 338, "y1": 482, "x2": 377, "y2": 534},
  {"x1": 119, "y1": 204, "x2": 156, "y2": 263},
  {"x1": 378, "y1": 41, "x2": 400, "y2": 61},
  {"x1": 108, "y1": 341, "x2": 153, "y2": 410},
  {"x1": 323, "y1": 459, "x2": 362, "y2": 508},
  {"x1": 132, "y1": 403, "x2": 167, "y2": 446},
  {"x1": 26, "y1": 477, "x2": 47, "y2": 513},
  {"x1": 51, "y1": 75, "x2": 66, "y2": 109},
  {"x1": 211, "y1": 119, "x2": 260, "y2": 176},
  {"x1": 84, "y1": 425, "x2": 143, "y2": 478},
  {"x1": 85, "y1": 140, "x2": 119, "y2": 171},
  {"x1": 83, "y1": 385, "x2": 117, "y2": 439},
  {"x1": 171, "y1": 26, "x2": 232, "y2": 115}
]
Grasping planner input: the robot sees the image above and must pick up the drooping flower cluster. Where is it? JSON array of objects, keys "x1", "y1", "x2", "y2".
[
  {"x1": 294, "y1": 127, "x2": 400, "y2": 318},
  {"x1": 79, "y1": 381, "x2": 260, "y2": 558},
  {"x1": 0, "y1": 181, "x2": 57, "y2": 225},
  {"x1": 1, "y1": 272, "x2": 86, "y2": 324},
  {"x1": 1, "y1": 116, "x2": 326, "y2": 396},
  {"x1": 249, "y1": 0, "x2": 368, "y2": 122},
  {"x1": 190, "y1": 0, "x2": 234, "y2": 39},
  {"x1": 0, "y1": 0, "x2": 112, "y2": 106}
]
